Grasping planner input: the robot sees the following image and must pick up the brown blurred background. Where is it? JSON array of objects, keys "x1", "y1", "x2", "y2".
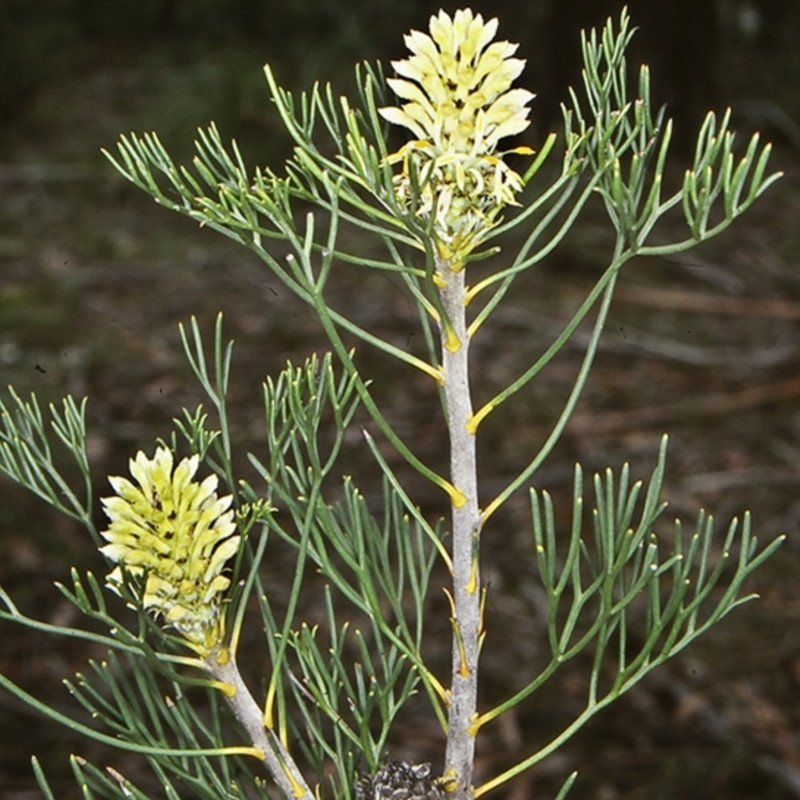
[{"x1": 2, "y1": 1, "x2": 800, "y2": 798}]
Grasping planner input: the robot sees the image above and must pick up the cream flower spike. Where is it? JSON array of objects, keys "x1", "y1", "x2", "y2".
[
  {"x1": 380, "y1": 8, "x2": 534, "y2": 265},
  {"x1": 100, "y1": 446, "x2": 241, "y2": 657}
]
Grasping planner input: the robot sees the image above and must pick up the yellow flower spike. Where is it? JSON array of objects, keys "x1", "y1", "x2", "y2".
[
  {"x1": 99, "y1": 446, "x2": 242, "y2": 657},
  {"x1": 380, "y1": 8, "x2": 534, "y2": 263}
]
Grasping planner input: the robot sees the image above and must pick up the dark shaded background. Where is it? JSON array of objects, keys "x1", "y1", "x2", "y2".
[{"x1": 2, "y1": 1, "x2": 800, "y2": 798}]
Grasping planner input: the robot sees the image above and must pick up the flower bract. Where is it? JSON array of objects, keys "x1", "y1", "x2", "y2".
[
  {"x1": 100, "y1": 446, "x2": 240, "y2": 657},
  {"x1": 380, "y1": 8, "x2": 534, "y2": 265}
]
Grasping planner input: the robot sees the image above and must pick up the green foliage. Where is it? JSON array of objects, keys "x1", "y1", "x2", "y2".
[
  {"x1": 0, "y1": 389, "x2": 95, "y2": 534},
  {"x1": 473, "y1": 438, "x2": 783, "y2": 795}
]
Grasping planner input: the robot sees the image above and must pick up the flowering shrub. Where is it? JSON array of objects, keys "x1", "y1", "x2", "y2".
[{"x1": 0, "y1": 8, "x2": 783, "y2": 800}]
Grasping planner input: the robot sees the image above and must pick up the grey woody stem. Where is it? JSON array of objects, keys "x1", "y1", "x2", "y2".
[
  {"x1": 439, "y1": 257, "x2": 482, "y2": 799},
  {"x1": 205, "y1": 653, "x2": 313, "y2": 800}
]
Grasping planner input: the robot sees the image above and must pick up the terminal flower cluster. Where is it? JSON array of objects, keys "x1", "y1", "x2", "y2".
[
  {"x1": 380, "y1": 8, "x2": 534, "y2": 265},
  {"x1": 99, "y1": 447, "x2": 240, "y2": 656}
]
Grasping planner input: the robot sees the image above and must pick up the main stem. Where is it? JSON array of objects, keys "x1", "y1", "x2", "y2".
[{"x1": 440, "y1": 258, "x2": 482, "y2": 799}]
